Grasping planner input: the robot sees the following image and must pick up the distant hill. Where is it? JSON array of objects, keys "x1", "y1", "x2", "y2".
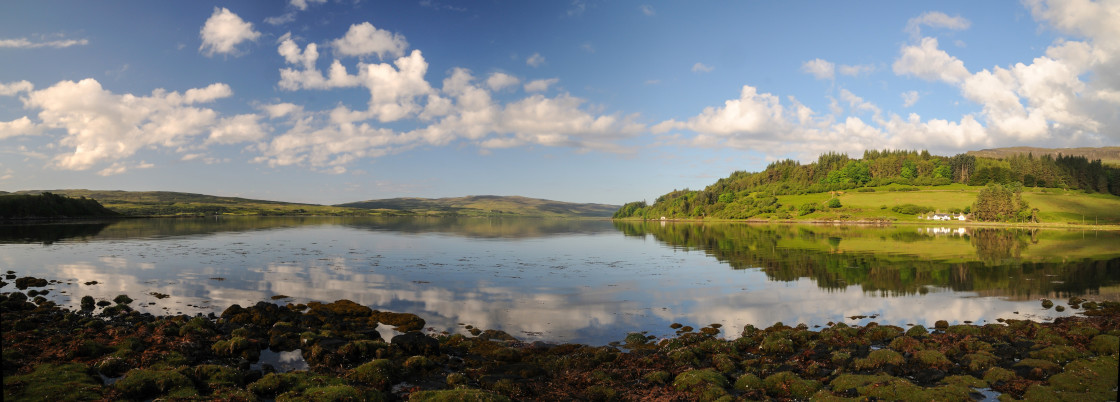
[
  {"x1": 10, "y1": 190, "x2": 365, "y2": 216},
  {"x1": 337, "y1": 195, "x2": 619, "y2": 218},
  {"x1": 968, "y1": 146, "x2": 1120, "y2": 165},
  {"x1": 1, "y1": 192, "x2": 120, "y2": 219}
]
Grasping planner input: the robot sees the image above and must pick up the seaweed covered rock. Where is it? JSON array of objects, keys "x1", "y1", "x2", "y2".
[
  {"x1": 347, "y1": 359, "x2": 399, "y2": 391},
  {"x1": 763, "y1": 371, "x2": 820, "y2": 399},
  {"x1": 392, "y1": 331, "x2": 440, "y2": 356},
  {"x1": 410, "y1": 389, "x2": 511, "y2": 401},
  {"x1": 2, "y1": 363, "x2": 103, "y2": 401},
  {"x1": 113, "y1": 368, "x2": 197, "y2": 399}
]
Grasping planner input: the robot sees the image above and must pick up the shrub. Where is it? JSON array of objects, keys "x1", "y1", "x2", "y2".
[
  {"x1": 827, "y1": 198, "x2": 842, "y2": 208},
  {"x1": 891, "y1": 204, "x2": 933, "y2": 215}
]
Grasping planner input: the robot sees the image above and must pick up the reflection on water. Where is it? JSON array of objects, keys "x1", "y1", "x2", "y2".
[
  {"x1": 1, "y1": 217, "x2": 1118, "y2": 345},
  {"x1": 614, "y1": 221, "x2": 1120, "y2": 301}
]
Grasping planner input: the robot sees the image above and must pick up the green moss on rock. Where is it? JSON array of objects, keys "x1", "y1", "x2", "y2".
[
  {"x1": 114, "y1": 368, "x2": 196, "y2": 399},
  {"x1": 853, "y1": 349, "x2": 904, "y2": 371},
  {"x1": 1088, "y1": 334, "x2": 1118, "y2": 355},
  {"x1": 2, "y1": 363, "x2": 103, "y2": 401},
  {"x1": 982, "y1": 367, "x2": 1017, "y2": 384},
  {"x1": 914, "y1": 349, "x2": 952, "y2": 370},
  {"x1": 1029, "y1": 345, "x2": 1082, "y2": 363},
  {"x1": 410, "y1": 389, "x2": 512, "y2": 402},
  {"x1": 733, "y1": 373, "x2": 763, "y2": 392},
  {"x1": 1022, "y1": 356, "x2": 1118, "y2": 401},
  {"x1": 763, "y1": 371, "x2": 820, "y2": 399},
  {"x1": 346, "y1": 359, "x2": 398, "y2": 390}
]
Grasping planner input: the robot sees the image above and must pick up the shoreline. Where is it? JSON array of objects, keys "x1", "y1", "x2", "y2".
[
  {"x1": 4, "y1": 273, "x2": 1118, "y2": 401},
  {"x1": 614, "y1": 217, "x2": 1120, "y2": 231}
]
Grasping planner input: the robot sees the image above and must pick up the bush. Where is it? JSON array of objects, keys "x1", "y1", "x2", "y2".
[
  {"x1": 798, "y1": 203, "x2": 817, "y2": 216},
  {"x1": 891, "y1": 204, "x2": 933, "y2": 215},
  {"x1": 827, "y1": 198, "x2": 842, "y2": 208}
]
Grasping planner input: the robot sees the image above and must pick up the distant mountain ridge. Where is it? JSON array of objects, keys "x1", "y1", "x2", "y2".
[
  {"x1": 336, "y1": 195, "x2": 619, "y2": 218},
  {"x1": 5, "y1": 190, "x2": 617, "y2": 218},
  {"x1": 967, "y1": 146, "x2": 1120, "y2": 165}
]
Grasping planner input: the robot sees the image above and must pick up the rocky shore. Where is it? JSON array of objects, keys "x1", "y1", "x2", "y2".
[{"x1": 3, "y1": 273, "x2": 1118, "y2": 401}]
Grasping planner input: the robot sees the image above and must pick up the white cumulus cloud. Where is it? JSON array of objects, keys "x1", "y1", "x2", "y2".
[
  {"x1": 901, "y1": 90, "x2": 920, "y2": 107},
  {"x1": 18, "y1": 79, "x2": 245, "y2": 172},
  {"x1": 485, "y1": 72, "x2": 520, "y2": 91},
  {"x1": 0, "y1": 37, "x2": 88, "y2": 49},
  {"x1": 893, "y1": 37, "x2": 970, "y2": 84},
  {"x1": 524, "y1": 78, "x2": 559, "y2": 93},
  {"x1": 199, "y1": 7, "x2": 262, "y2": 57},
  {"x1": 801, "y1": 59, "x2": 835, "y2": 80},
  {"x1": 332, "y1": 22, "x2": 409, "y2": 59},
  {"x1": 691, "y1": 62, "x2": 714, "y2": 73},
  {"x1": 527, "y1": 53, "x2": 546, "y2": 67},
  {"x1": 0, "y1": 80, "x2": 34, "y2": 96},
  {"x1": 905, "y1": 11, "x2": 971, "y2": 39}
]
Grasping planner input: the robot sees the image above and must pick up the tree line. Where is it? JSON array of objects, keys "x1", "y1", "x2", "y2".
[
  {"x1": 613, "y1": 149, "x2": 1119, "y2": 221},
  {"x1": 0, "y1": 192, "x2": 120, "y2": 219}
]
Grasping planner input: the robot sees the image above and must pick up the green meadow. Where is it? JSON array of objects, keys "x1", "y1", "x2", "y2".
[{"x1": 773, "y1": 184, "x2": 1120, "y2": 225}]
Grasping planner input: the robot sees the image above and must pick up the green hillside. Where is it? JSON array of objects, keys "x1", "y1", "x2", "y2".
[
  {"x1": 337, "y1": 195, "x2": 619, "y2": 218},
  {"x1": 11, "y1": 190, "x2": 369, "y2": 217},
  {"x1": 615, "y1": 148, "x2": 1120, "y2": 225}
]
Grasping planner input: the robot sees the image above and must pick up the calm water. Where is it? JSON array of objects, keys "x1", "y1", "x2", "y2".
[{"x1": 2, "y1": 217, "x2": 1118, "y2": 345}]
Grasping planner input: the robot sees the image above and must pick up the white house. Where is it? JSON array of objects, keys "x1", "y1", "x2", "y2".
[{"x1": 930, "y1": 213, "x2": 953, "y2": 221}]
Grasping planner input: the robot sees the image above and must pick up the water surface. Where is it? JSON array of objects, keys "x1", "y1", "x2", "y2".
[{"x1": 2, "y1": 217, "x2": 1117, "y2": 345}]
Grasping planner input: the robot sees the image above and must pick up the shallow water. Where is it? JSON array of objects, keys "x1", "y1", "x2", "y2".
[{"x1": 2, "y1": 217, "x2": 1117, "y2": 345}]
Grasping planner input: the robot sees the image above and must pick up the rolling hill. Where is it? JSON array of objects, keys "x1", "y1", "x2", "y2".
[
  {"x1": 8, "y1": 190, "x2": 369, "y2": 216},
  {"x1": 336, "y1": 195, "x2": 619, "y2": 218},
  {"x1": 5, "y1": 190, "x2": 618, "y2": 218},
  {"x1": 968, "y1": 146, "x2": 1120, "y2": 166}
]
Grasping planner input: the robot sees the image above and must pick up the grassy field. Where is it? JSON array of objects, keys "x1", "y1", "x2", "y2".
[{"x1": 774, "y1": 184, "x2": 1120, "y2": 225}]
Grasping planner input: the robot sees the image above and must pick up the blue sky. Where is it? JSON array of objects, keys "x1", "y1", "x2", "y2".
[{"x1": 2, "y1": 1, "x2": 1118, "y2": 205}]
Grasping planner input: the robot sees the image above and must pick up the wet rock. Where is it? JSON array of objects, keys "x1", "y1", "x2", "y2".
[
  {"x1": 211, "y1": 336, "x2": 261, "y2": 361},
  {"x1": 392, "y1": 331, "x2": 440, "y2": 356},
  {"x1": 477, "y1": 329, "x2": 517, "y2": 342},
  {"x1": 374, "y1": 310, "x2": 426, "y2": 332},
  {"x1": 94, "y1": 356, "x2": 130, "y2": 377},
  {"x1": 113, "y1": 294, "x2": 133, "y2": 305},
  {"x1": 80, "y1": 295, "x2": 95, "y2": 311},
  {"x1": 14, "y1": 276, "x2": 48, "y2": 290},
  {"x1": 338, "y1": 339, "x2": 390, "y2": 362}
]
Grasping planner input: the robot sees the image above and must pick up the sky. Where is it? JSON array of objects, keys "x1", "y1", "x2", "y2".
[{"x1": 1, "y1": 1, "x2": 1119, "y2": 205}]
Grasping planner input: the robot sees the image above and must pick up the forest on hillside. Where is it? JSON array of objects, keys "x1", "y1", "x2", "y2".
[
  {"x1": 0, "y1": 193, "x2": 120, "y2": 219},
  {"x1": 614, "y1": 149, "x2": 1120, "y2": 221}
]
